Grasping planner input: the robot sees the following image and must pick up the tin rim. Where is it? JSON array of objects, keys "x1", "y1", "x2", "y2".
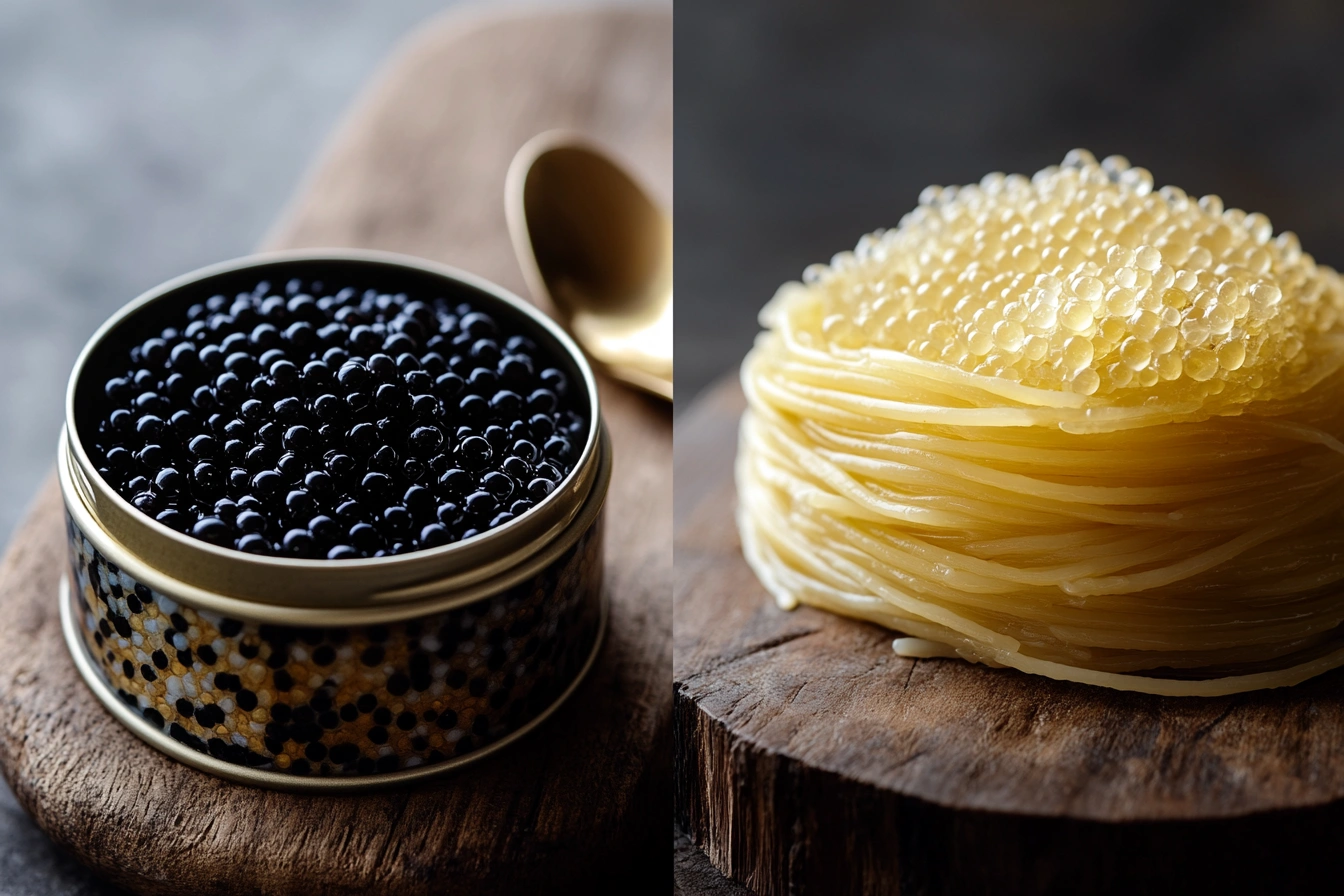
[
  {"x1": 64, "y1": 248, "x2": 604, "y2": 609},
  {"x1": 59, "y1": 572, "x2": 608, "y2": 792},
  {"x1": 60, "y1": 423, "x2": 610, "y2": 625}
]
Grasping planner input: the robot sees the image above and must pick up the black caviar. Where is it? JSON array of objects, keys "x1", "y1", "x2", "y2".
[{"x1": 89, "y1": 278, "x2": 586, "y2": 558}]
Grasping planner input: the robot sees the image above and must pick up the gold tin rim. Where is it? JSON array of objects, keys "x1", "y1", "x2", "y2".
[
  {"x1": 59, "y1": 423, "x2": 611, "y2": 625},
  {"x1": 59, "y1": 573, "x2": 609, "y2": 793},
  {"x1": 64, "y1": 249, "x2": 603, "y2": 609}
]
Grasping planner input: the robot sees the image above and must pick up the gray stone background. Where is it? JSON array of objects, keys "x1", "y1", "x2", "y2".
[
  {"x1": 676, "y1": 0, "x2": 1344, "y2": 407},
  {"x1": 0, "y1": 1, "x2": 654, "y2": 893}
]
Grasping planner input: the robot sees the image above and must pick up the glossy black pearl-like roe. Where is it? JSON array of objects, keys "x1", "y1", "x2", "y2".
[{"x1": 89, "y1": 278, "x2": 587, "y2": 558}]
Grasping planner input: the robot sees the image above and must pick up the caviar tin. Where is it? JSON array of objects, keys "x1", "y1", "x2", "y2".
[{"x1": 58, "y1": 249, "x2": 609, "y2": 791}]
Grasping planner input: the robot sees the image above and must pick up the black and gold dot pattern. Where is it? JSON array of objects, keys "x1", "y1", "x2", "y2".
[{"x1": 65, "y1": 513, "x2": 602, "y2": 777}]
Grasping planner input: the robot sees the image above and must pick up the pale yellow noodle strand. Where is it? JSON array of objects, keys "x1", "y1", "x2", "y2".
[{"x1": 736, "y1": 151, "x2": 1344, "y2": 694}]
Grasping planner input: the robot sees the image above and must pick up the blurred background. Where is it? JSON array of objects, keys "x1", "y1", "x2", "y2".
[
  {"x1": 676, "y1": 0, "x2": 1344, "y2": 407},
  {"x1": 0, "y1": 2, "x2": 668, "y2": 893}
]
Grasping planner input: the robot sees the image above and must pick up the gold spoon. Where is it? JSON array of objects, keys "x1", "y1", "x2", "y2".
[{"x1": 506, "y1": 132, "x2": 672, "y2": 401}]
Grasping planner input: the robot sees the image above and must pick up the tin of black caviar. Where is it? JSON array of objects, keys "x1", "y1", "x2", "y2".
[{"x1": 58, "y1": 249, "x2": 609, "y2": 791}]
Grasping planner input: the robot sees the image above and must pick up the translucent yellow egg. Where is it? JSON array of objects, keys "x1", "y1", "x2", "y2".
[{"x1": 779, "y1": 150, "x2": 1344, "y2": 413}]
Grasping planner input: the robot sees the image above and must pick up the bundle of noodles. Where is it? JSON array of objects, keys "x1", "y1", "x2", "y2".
[{"x1": 736, "y1": 150, "x2": 1344, "y2": 696}]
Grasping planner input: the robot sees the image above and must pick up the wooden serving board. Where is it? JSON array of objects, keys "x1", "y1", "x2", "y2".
[
  {"x1": 0, "y1": 7, "x2": 670, "y2": 895},
  {"x1": 675, "y1": 377, "x2": 1344, "y2": 896}
]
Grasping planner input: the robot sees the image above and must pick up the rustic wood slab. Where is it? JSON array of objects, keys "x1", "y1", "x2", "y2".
[
  {"x1": 0, "y1": 7, "x2": 670, "y2": 895},
  {"x1": 675, "y1": 827, "x2": 754, "y2": 896},
  {"x1": 674, "y1": 376, "x2": 1344, "y2": 896}
]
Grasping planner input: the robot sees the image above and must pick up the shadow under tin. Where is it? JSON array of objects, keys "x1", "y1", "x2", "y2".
[{"x1": 58, "y1": 249, "x2": 609, "y2": 791}]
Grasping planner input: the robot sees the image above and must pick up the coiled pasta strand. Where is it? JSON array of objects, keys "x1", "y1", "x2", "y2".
[{"x1": 737, "y1": 152, "x2": 1344, "y2": 695}]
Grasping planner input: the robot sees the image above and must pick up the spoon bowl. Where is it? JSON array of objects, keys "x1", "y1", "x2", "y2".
[{"x1": 507, "y1": 132, "x2": 673, "y2": 400}]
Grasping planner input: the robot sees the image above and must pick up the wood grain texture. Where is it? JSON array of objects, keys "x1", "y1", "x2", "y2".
[
  {"x1": 674, "y1": 376, "x2": 1344, "y2": 896},
  {"x1": 0, "y1": 7, "x2": 670, "y2": 895},
  {"x1": 674, "y1": 827, "x2": 754, "y2": 896}
]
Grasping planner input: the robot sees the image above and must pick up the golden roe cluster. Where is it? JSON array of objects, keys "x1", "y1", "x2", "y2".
[{"x1": 781, "y1": 150, "x2": 1344, "y2": 410}]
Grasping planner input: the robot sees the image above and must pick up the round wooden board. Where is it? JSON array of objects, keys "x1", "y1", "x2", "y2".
[
  {"x1": 0, "y1": 7, "x2": 671, "y2": 895},
  {"x1": 674, "y1": 377, "x2": 1344, "y2": 896}
]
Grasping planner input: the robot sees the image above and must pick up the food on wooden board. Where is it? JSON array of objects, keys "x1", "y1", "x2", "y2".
[{"x1": 737, "y1": 150, "x2": 1344, "y2": 695}]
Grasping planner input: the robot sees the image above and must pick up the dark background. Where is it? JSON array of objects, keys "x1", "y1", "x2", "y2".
[
  {"x1": 673, "y1": 2, "x2": 1344, "y2": 890},
  {"x1": 675, "y1": 0, "x2": 1344, "y2": 407}
]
